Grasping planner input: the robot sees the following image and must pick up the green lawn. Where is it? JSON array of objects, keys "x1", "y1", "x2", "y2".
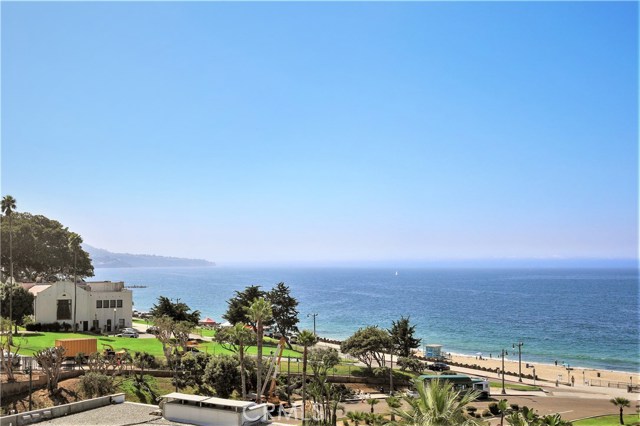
[
  {"x1": 489, "y1": 381, "x2": 541, "y2": 391},
  {"x1": 573, "y1": 415, "x2": 639, "y2": 425},
  {"x1": 7, "y1": 332, "x2": 301, "y2": 359}
]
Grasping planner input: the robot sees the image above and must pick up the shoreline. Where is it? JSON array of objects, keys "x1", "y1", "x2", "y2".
[
  {"x1": 435, "y1": 351, "x2": 640, "y2": 386},
  {"x1": 317, "y1": 337, "x2": 640, "y2": 381}
]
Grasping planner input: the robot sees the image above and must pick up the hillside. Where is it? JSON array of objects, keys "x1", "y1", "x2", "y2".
[{"x1": 83, "y1": 244, "x2": 215, "y2": 268}]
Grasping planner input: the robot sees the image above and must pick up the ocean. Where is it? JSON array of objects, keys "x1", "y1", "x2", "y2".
[{"x1": 92, "y1": 267, "x2": 639, "y2": 373}]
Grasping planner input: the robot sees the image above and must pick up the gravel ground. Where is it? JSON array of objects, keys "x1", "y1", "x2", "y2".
[{"x1": 35, "y1": 402, "x2": 191, "y2": 426}]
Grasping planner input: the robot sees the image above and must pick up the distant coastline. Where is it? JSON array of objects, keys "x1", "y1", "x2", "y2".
[{"x1": 84, "y1": 244, "x2": 215, "y2": 268}]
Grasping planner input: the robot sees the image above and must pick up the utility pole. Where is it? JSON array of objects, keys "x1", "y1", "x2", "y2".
[
  {"x1": 512, "y1": 341, "x2": 524, "y2": 382},
  {"x1": 307, "y1": 313, "x2": 318, "y2": 336},
  {"x1": 501, "y1": 349, "x2": 507, "y2": 395}
]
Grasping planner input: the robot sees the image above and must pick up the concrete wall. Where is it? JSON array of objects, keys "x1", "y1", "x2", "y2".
[
  {"x1": 1, "y1": 370, "x2": 83, "y2": 399},
  {"x1": 0, "y1": 393, "x2": 125, "y2": 426}
]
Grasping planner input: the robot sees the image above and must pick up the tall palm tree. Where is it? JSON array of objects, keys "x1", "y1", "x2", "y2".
[
  {"x1": 246, "y1": 297, "x2": 272, "y2": 403},
  {"x1": 610, "y1": 397, "x2": 631, "y2": 425},
  {"x1": 391, "y1": 378, "x2": 482, "y2": 426},
  {"x1": 68, "y1": 232, "x2": 81, "y2": 332},
  {"x1": 298, "y1": 329, "x2": 317, "y2": 424},
  {"x1": 1, "y1": 195, "x2": 16, "y2": 343},
  {"x1": 228, "y1": 322, "x2": 254, "y2": 399}
]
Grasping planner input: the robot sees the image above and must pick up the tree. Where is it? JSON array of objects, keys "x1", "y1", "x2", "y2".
[
  {"x1": 307, "y1": 347, "x2": 342, "y2": 425},
  {"x1": 346, "y1": 411, "x2": 366, "y2": 426},
  {"x1": 224, "y1": 285, "x2": 267, "y2": 328},
  {"x1": 298, "y1": 329, "x2": 317, "y2": 424},
  {"x1": 203, "y1": 355, "x2": 242, "y2": 398},
  {"x1": 385, "y1": 396, "x2": 402, "y2": 422},
  {"x1": 497, "y1": 399, "x2": 510, "y2": 426},
  {"x1": 34, "y1": 346, "x2": 66, "y2": 395},
  {"x1": 1, "y1": 212, "x2": 94, "y2": 282},
  {"x1": 0, "y1": 338, "x2": 21, "y2": 382},
  {"x1": 154, "y1": 316, "x2": 180, "y2": 367},
  {"x1": 0, "y1": 283, "x2": 34, "y2": 327},
  {"x1": 2, "y1": 195, "x2": 16, "y2": 343},
  {"x1": 68, "y1": 232, "x2": 81, "y2": 331},
  {"x1": 150, "y1": 296, "x2": 200, "y2": 325},
  {"x1": 388, "y1": 316, "x2": 421, "y2": 358},
  {"x1": 268, "y1": 282, "x2": 300, "y2": 348},
  {"x1": 79, "y1": 372, "x2": 116, "y2": 398},
  {"x1": 341, "y1": 326, "x2": 392, "y2": 371},
  {"x1": 391, "y1": 378, "x2": 482, "y2": 426},
  {"x1": 366, "y1": 398, "x2": 379, "y2": 414},
  {"x1": 610, "y1": 397, "x2": 631, "y2": 425},
  {"x1": 175, "y1": 351, "x2": 211, "y2": 394},
  {"x1": 246, "y1": 297, "x2": 272, "y2": 403},
  {"x1": 223, "y1": 323, "x2": 254, "y2": 399}
]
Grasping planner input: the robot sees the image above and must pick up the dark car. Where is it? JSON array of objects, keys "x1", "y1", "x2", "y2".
[{"x1": 429, "y1": 362, "x2": 450, "y2": 371}]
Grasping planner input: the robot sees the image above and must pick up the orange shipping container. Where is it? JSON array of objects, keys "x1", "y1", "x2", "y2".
[{"x1": 55, "y1": 338, "x2": 98, "y2": 358}]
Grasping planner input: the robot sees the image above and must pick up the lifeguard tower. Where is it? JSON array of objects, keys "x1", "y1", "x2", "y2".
[{"x1": 424, "y1": 344, "x2": 445, "y2": 361}]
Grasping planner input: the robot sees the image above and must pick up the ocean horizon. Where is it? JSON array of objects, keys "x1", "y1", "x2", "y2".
[{"x1": 92, "y1": 266, "x2": 639, "y2": 373}]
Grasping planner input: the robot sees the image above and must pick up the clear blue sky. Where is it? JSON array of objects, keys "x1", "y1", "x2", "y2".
[{"x1": 2, "y1": 2, "x2": 638, "y2": 265}]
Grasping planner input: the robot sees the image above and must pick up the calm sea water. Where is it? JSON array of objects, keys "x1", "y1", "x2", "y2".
[{"x1": 92, "y1": 267, "x2": 639, "y2": 373}]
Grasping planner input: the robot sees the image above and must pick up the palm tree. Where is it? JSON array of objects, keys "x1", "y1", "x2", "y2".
[
  {"x1": 346, "y1": 411, "x2": 366, "y2": 426},
  {"x1": 366, "y1": 398, "x2": 379, "y2": 414},
  {"x1": 391, "y1": 378, "x2": 482, "y2": 426},
  {"x1": 68, "y1": 232, "x2": 81, "y2": 332},
  {"x1": 610, "y1": 397, "x2": 631, "y2": 425},
  {"x1": 385, "y1": 396, "x2": 402, "y2": 422},
  {"x1": 298, "y1": 329, "x2": 317, "y2": 424},
  {"x1": 1, "y1": 195, "x2": 16, "y2": 343},
  {"x1": 497, "y1": 399, "x2": 510, "y2": 426},
  {"x1": 228, "y1": 322, "x2": 254, "y2": 399},
  {"x1": 246, "y1": 297, "x2": 272, "y2": 403}
]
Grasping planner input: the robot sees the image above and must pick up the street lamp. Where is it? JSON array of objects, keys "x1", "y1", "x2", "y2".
[
  {"x1": 307, "y1": 313, "x2": 318, "y2": 336},
  {"x1": 113, "y1": 308, "x2": 116, "y2": 334},
  {"x1": 500, "y1": 349, "x2": 507, "y2": 395},
  {"x1": 512, "y1": 341, "x2": 524, "y2": 382}
]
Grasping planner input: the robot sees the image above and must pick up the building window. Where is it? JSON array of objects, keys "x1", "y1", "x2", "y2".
[
  {"x1": 119, "y1": 319, "x2": 125, "y2": 328},
  {"x1": 97, "y1": 300, "x2": 102, "y2": 308},
  {"x1": 110, "y1": 300, "x2": 116, "y2": 308},
  {"x1": 103, "y1": 300, "x2": 109, "y2": 308},
  {"x1": 57, "y1": 299, "x2": 72, "y2": 320},
  {"x1": 116, "y1": 300, "x2": 123, "y2": 308}
]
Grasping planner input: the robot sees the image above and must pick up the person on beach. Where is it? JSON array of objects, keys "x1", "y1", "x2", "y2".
[{"x1": 571, "y1": 376, "x2": 575, "y2": 387}]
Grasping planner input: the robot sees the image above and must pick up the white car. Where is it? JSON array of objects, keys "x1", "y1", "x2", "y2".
[{"x1": 117, "y1": 331, "x2": 139, "y2": 338}]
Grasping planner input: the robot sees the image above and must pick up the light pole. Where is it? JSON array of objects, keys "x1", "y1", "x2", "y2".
[
  {"x1": 501, "y1": 349, "x2": 507, "y2": 395},
  {"x1": 512, "y1": 341, "x2": 524, "y2": 382},
  {"x1": 113, "y1": 308, "x2": 117, "y2": 334},
  {"x1": 307, "y1": 313, "x2": 318, "y2": 336}
]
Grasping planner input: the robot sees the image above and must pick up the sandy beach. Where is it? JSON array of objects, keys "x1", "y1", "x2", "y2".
[{"x1": 447, "y1": 352, "x2": 639, "y2": 388}]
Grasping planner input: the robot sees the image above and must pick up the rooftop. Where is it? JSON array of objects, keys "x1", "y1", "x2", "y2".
[{"x1": 35, "y1": 402, "x2": 190, "y2": 426}]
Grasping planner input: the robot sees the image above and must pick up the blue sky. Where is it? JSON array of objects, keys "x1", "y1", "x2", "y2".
[{"x1": 1, "y1": 2, "x2": 638, "y2": 265}]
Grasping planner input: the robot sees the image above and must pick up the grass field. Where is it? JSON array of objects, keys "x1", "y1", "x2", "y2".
[
  {"x1": 489, "y1": 381, "x2": 541, "y2": 391},
  {"x1": 8, "y1": 332, "x2": 301, "y2": 359},
  {"x1": 573, "y1": 414, "x2": 640, "y2": 425}
]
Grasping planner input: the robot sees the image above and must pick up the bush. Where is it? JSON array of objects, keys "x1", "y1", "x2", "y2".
[
  {"x1": 482, "y1": 410, "x2": 492, "y2": 417},
  {"x1": 510, "y1": 403, "x2": 519, "y2": 411},
  {"x1": 61, "y1": 322, "x2": 71, "y2": 332},
  {"x1": 373, "y1": 367, "x2": 389, "y2": 377},
  {"x1": 397, "y1": 357, "x2": 425, "y2": 373},
  {"x1": 466, "y1": 406, "x2": 477, "y2": 414},
  {"x1": 488, "y1": 402, "x2": 500, "y2": 415},
  {"x1": 79, "y1": 372, "x2": 115, "y2": 398}
]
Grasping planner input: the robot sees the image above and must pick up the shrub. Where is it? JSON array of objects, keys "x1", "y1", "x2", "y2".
[
  {"x1": 482, "y1": 410, "x2": 492, "y2": 417},
  {"x1": 510, "y1": 403, "x2": 519, "y2": 411},
  {"x1": 79, "y1": 372, "x2": 115, "y2": 398},
  {"x1": 488, "y1": 402, "x2": 500, "y2": 415},
  {"x1": 61, "y1": 322, "x2": 71, "y2": 332},
  {"x1": 397, "y1": 357, "x2": 425, "y2": 373},
  {"x1": 466, "y1": 406, "x2": 477, "y2": 414}
]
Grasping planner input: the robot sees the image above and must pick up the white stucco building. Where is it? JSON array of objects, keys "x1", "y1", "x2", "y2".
[
  {"x1": 160, "y1": 393, "x2": 269, "y2": 426},
  {"x1": 22, "y1": 281, "x2": 133, "y2": 333}
]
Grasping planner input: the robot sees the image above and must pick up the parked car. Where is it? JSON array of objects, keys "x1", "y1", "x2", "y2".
[
  {"x1": 428, "y1": 362, "x2": 450, "y2": 371},
  {"x1": 116, "y1": 331, "x2": 139, "y2": 338}
]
